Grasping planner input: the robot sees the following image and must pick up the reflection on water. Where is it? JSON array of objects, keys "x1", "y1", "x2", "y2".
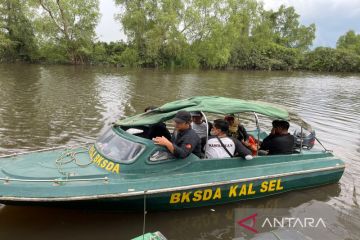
[
  {"x1": 0, "y1": 64, "x2": 359, "y2": 239},
  {"x1": 0, "y1": 65, "x2": 133, "y2": 153},
  {"x1": 0, "y1": 185, "x2": 343, "y2": 240}
]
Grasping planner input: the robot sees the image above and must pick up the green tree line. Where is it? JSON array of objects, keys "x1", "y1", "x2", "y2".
[{"x1": 0, "y1": 0, "x2": 359, "y2": 72}]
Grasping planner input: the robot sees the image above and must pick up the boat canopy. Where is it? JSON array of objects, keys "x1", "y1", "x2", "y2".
[{"x1": 116, "y1": 96, "x2": 311, "y2": 130}]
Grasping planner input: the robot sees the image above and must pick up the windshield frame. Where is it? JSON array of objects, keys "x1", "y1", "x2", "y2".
[{"x1": 95, "y1": 127, "x2": 146, "y2": 164}]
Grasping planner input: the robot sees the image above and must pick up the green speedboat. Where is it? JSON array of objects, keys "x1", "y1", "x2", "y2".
[{"x1": 0, "y1": 96, "x2": 345, "y2": 210}]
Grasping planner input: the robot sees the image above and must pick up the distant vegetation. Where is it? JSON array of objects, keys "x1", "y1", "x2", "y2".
[{"x1": 1, "y1": 0, "x2": 359, "y2": 72}]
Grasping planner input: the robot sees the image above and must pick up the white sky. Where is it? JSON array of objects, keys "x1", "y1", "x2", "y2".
[
  {"x1": 95, "y1": 0, "x2": 360, "y2": 47},
  {"x1": 95, "y1": 1, "x2": 126, "y2": 42},
  {"x1": 263, "y1": 0, "x2": 360, "y2": 47}
]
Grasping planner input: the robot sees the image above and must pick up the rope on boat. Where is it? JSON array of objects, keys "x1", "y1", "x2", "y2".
[
  {"x1": 142, "y1": 190, "x2": 147, "y2": 240},
  {"x1": 55, "y1": 145, "x2": 93, "y2": 177},
  {"x1": 0, "y1": 143, "x2": 111, "y2": 184},
  {"x1": 315, "y1": 137, "x2": 333, "y2": 153},
  {"x1": 0, "y1": 143, "x2": 90, "y2": 159}
]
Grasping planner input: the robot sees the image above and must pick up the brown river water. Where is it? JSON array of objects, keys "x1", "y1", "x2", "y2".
[{"x1": 0, "y1": 64, "x2": 359, "y2": 240}]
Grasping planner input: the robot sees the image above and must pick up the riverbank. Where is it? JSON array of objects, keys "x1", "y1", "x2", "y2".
[{"x1": 1, "y1": 52, "x2": 360, "y2": 74}]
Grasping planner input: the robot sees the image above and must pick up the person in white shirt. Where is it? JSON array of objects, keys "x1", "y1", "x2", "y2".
[
  {"x1": 205, "y1": 119, "x2": 252, "y2": 160},
  {"x1": 190, "y1": 111, "x2": 208, "y2": 139},
  {"x1": 190, "y1": 111, "x2": 210, "y2": 154}
]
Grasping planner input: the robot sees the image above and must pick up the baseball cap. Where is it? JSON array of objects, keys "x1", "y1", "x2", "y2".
[{"x1": 173, "y1": 111, "x2": 191, "y2": 123}]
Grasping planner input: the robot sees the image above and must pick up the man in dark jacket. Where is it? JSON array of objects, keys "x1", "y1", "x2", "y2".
[
  {"x1": 260, "y1": 120, "x2": 295, "y2": 155},
  {"x1": 153, "y1": 111, "x2": 201, "y2": 158}
]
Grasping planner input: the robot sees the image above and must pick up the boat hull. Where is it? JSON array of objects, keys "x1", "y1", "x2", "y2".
[{"x1": 0, "y1": 164, "x2": 344, "y2": 211}]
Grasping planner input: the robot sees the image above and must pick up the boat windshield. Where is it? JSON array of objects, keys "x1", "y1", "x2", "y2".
[{"x1": 95, "y1": 128, "x2": 145, "y2": 163}]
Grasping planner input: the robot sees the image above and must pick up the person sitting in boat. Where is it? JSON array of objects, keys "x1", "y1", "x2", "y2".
[
  {"x1": 153, "y1": 111, "x2": 201, "y2": 158},
  {"x1": 191, "y1": 111, "x2": 207, "y2": 139},
  {"x1": 142, "y1": 106, "x2": 172, "y2": 141},
  {"x1": 260, "y1": 120, "x2": 295, "y2": 155},
  {"x1": 205, "y1": 119, "x2": 252, "y2": 159},
  {"x1": 225, "y1": 114, "x2": 249, "y2": 142},
  {"x1": 190, "y1": 111, "x2": 212, "y2": 151},
  {"x1": 225, "y1": 114, "x2": 257, "y2": 153}
]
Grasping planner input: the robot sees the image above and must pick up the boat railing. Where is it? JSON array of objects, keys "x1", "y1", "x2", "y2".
[{"x1": 0, "y1": 176, "x2": 109, "y2": 185}]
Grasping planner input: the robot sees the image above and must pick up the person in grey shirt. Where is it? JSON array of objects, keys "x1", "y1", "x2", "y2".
[{"x1": 190, "y1": 111, "x2": 208, "y2": 139}]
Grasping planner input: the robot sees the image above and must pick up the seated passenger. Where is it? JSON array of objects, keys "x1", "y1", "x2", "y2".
[
  {"x1": 260, "y1": 120, "x2": 295, "y2": 155},
  {"x1": 205, "y1": 119, "x2": 252, "y2": 159},
  {"x1": 225, "y1": 114, "x2": 258, "y2": 154},
  {"x1": 225, "y1": 114, "x2": 249, "y2": 142},
  {"x1": 154, "y1": 111, "x2": 201, "y2": 158},
  {"x1": 190, "y1": 111, "x2": 209, "y2": 152},
  {"x1": 190, "y1": 111, "x2": 207, "y2": 139},
  {"x1": 143, "y1": 106, "x2": 171, "y2": 141}
]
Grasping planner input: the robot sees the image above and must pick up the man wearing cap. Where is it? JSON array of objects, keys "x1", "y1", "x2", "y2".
[
  {"x1": 190, "y1": 111, "x2": 211, "y2": 152},
  {"x1": 190, "y1": 111, "x2": 208, "y2": 139},
  {"x1": 153, "y1": 111, "x2": 201, "y2": 159}
]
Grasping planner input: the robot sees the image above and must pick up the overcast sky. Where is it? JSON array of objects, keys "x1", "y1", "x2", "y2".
[{"x1": 95, "y1": 0, "x2": 360, "y2": 48}]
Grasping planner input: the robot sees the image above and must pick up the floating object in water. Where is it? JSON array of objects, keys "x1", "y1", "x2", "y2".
[{"x1": 132, "y1": 231, "x2": 167, "y2": 240}]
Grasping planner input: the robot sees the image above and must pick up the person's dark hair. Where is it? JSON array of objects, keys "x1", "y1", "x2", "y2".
[
  {"x1": 190, "y1": 111, "x2": 202, "y2": 117},
  {"x1": 214, "y1": 119, "x2": 229, "y2": 133},
  {"x1": 278, "y1": 120, "x2": 290, "y2": 130},
  {"x1": 144, "y1": 106, "x2": 158, "y2": 112},
  {"x1": 224, "y1": 114, "x2": 235, "y2": 121},
  {"x1": 272, "y1": 120, "x2": 281, "y2": 128}
]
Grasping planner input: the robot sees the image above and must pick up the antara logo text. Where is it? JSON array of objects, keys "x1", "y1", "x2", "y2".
[{"x1": 237, "y1": 213, "x2": 327, "y2": 233}]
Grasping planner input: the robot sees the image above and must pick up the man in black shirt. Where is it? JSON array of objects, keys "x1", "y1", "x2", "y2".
[
  {"x1": 153, "y1": 111, "x2": 201, "y2": 158},
  {"x1": 260, "y1": 120, "x2": 295, "y2": 155}
]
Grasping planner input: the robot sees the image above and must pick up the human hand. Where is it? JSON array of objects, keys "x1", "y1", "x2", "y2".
[{"x1": 153, "y1": 136, "x2": 171, "y2": 146}]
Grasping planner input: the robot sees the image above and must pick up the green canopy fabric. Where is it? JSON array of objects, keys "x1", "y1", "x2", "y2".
[{"x1": 116, "y1": 96, "x2": 312, "y2": 128}]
